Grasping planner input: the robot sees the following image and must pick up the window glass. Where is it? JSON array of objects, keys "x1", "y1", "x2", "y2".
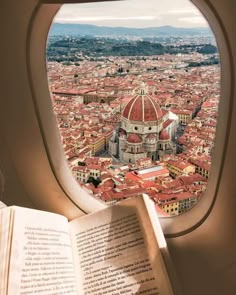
[{"x1": 47, "y1": 0, "x2": 220, "y2": 216}]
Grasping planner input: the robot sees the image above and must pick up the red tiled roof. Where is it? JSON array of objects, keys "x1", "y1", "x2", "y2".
[
  {"x1": 127, "y1": 133, "x2": 142, "y2": 144},
  {"x1": 159, "y1": 130, "x2": 170, "y2": 140},
  {"x1": 163, "y1": 119, "x2": 174, "y2": 129},
  {"x1": 122, "y1": 94, "x2": 162, "y2": 122}
]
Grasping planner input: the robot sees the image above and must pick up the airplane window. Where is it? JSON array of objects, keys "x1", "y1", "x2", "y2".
[{"x1": 46, "y1": 0, "x2": 220, "y2": 219}]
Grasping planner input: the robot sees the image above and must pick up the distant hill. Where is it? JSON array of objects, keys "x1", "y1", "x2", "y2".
[{"x1": 49, "y1": 23, "x2": 213, "y2": 38}]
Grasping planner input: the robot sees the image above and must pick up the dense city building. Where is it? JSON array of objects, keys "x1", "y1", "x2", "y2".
[{"x1": 48, "y1": 48, "x2": 220, "y2": 216}]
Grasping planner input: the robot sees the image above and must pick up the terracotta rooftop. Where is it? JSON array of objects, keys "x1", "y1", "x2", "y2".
[
  {"x1": 127, "y1": 133, "x2": 142, "y2": 144},
  {"x1": 122, "y1": 94, "x2": 162, "y2": 122},
  {"x1": 159, "y1": 130, "x2": 170, "y2": 141}
]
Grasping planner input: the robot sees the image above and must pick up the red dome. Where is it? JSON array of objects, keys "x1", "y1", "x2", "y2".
[
  {"x1": 122, "y1": 94, "x2": 162, "y2": 122},
  {"x1": 127, "y1": 133, "x2": 142, "y2": 144},
  {"x1": 159, "y1": 130, "x2": 170, "y2": 140}
]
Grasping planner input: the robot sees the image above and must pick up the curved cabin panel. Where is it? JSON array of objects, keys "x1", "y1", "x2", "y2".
[
  {"x1": 0, "y1": 0, "x2": 236, "y2": 294},
  {"x1": 0, "y1": 0, "x2": 105, "y2": 218},
  {"x1": 167, "y1": 0, "x2": 236, "y2": 294}
]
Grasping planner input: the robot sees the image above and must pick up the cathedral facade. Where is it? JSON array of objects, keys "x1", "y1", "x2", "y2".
[{"x1": 109, "y1": 85, "x2": 178, "y2": 164}]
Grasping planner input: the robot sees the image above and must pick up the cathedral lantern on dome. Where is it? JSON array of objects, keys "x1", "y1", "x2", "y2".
[{"x1": 109, "y1": 83, "x2": 178, "y2": 164}]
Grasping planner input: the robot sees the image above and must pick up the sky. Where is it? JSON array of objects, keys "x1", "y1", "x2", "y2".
[{"x1": 54, "y1": 0, "x2": 209, "y2": 28}]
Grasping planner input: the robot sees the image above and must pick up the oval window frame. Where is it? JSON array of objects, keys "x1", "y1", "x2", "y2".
[{"x1": 27, "y1": 0, "x2": 233, "y2": 237}]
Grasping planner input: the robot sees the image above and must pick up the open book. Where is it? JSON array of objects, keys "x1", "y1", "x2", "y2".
[{"x1": 0, "y1": 195, "x2": 175, "y2": 295}]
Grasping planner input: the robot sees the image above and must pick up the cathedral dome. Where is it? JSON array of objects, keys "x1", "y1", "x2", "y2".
[
  {"x1": 159, "y1": 130, "x2": 170, "y2": 140},
  {"x1": 122, "y1": 85, "x2": 162, "y2": 122},
  {"x1": 127, "y1": 133, "x2": 142, "y2": 144}
]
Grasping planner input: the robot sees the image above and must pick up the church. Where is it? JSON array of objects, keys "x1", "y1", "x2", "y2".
[{"x1": 109, "y1": 83, "x2": 179, "y2": 164}]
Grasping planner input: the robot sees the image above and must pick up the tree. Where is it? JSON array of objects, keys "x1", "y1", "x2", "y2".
[
  {"x1": 74, "y1": 73, "x2": 79, "y2": 84},
  {"x1": 196, "y1": 44, "x2": 218, "y2": 54},
  {"x1": 117, "y1": 67, "x2": 124, "y2": 74},
  {"x1": 87, "y1": 176, "x2": 101, "y2": 188},
  {"x1": 63, "y1": 61, "x2": 72, "y2": 66}
]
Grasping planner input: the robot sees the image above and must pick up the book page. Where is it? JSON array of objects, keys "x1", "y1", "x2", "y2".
[
  {"x1": 0, "y1": 201, "x2": 7, "y2": 209},
  {"x1": 7, "y1": 207, "x2": 78, "y2": 295},
  {"x1": 0, "y1": 208, "x2": 13, "y2": 295},
  {"x1": 69, "y1": 195, "x2": 174, "y2": 295}
]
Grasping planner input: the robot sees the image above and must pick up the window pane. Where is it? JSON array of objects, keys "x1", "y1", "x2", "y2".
[{"x1": 47, "y1": 0, "x2": 220, "y2": 216}]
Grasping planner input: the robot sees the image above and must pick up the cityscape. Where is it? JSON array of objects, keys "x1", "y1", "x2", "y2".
[{"x1": 47, "y1": 13, "x2": 220, "y2": 216}]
